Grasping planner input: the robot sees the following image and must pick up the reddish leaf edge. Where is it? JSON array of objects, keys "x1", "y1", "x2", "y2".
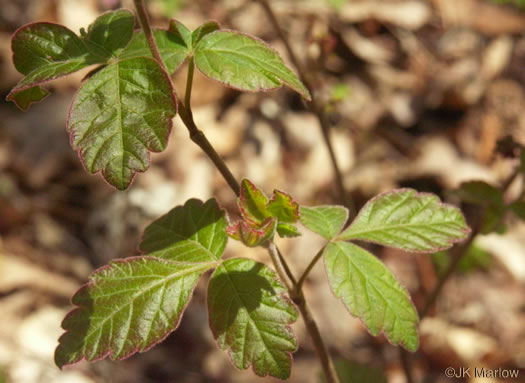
[
  {"x1": 337, "y1": 188, "x2": 472, "y2": 254},
  {"x1": 194, "y1": 29, "x2": 312, "y2": 102},
  {"x1": 267, "y1": 189, "x2": 300, "y2": 222},
  {"x1": 65, "y1": 56, "x2": 178, "y2": 191},
  {"x1": 321, "y1": 245, "x2": 420, "y2": 352},
  {"x1": 55, "y1": 255, "x2": 212, "y2": 369},
  {"x1": 205, "y1": 258, "x2": 298, "y2": 379}
]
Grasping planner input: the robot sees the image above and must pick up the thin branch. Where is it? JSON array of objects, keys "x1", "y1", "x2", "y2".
[
  {"x1": 185, "y1": 56, "x2": 195, "y2": 109},
  {"x1": 296, "y1": 245, "x2": 326, "y2": 291},
  {"x1": 132, "y1": 3, "x2": 338, "y2": 382},
  {"x1": 255, "y1": 0, "x2": 354, "y2": 217}
]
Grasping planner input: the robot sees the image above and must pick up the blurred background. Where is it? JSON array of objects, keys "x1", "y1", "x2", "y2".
[{"x1": 1, "y1": 0, "x2": 525, "y2": 382}]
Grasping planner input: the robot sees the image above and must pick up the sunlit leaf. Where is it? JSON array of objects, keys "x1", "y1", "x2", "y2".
[
  {"x1": 68, "y1": 57, "x2": 176, "y2": 190},
  {"x1": 194, "y1": 30, "x2": 311, "y2": 100},
  {"x1": 324, "y1": 242, "x2": 419, "y2": 351},
  {"x1": 226, "y1": 217, "x2": 277, "y2": 247},
  {"x1": 140, "y1": 198, "x2": 228, "y2": 262},
  {"x1": 208, "y1": 258, "x2": 298, "y2": 379},
  {"x1": 55, "y1": 256, "x2": 216, "y2": 367},
  {"x1": 118, "y1": 29, "x2": 190, "y2": 74},
  {"x1": 300, "y1": 205, "x2": 348, "y2": 240},
  {"x1": 339, "y1": 189, "x2": 470, "y2": 252},
  {"x1": 239, "y1": 178, "x2": 269, "y2": 225}
]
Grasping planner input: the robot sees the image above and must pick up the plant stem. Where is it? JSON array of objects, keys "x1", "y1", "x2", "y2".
[
  {"x1": 133, "y1": 2, "x2": 338, "y2": 382},
  {"x1": 296, "y1": 245, "x2": 326, "y2": 291},
  {"x1": 185, "y1": 56, "x2": 195, "y2": 109},
  {"x1": 255, "y1": 0, "x2": 354, "y2": 218}
]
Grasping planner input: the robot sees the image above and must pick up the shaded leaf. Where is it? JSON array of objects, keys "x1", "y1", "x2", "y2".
[
  {"x1": 300, "y1": 205, "x2": 348, "y2": 240},
  {"x1": 194, "y1": 30, "x2": 311, "y2": 100},
  {"x1": 84, "y1": 9, "x2": 135, "y2": 59},
  {"x1": 208, "y1": 258, "x2": 298, "y2": 379},
  {"x1": 8, "y1": 86, "x2": 49, "y2": 111},
  {"x1": 324, "y1": 242, "x2": 419, "y2": 351},
  {"x1": 239, "y1": 178, "x2": 269, "y2": 225},
  {"x1": 168, "y1": 20, "x2": 192, "y2": 48},
  {"x1": 320, "y1": 359, "x2": 388, "y2": 383},
  {"x1": 68, "y1": 57, "x2": 176, "y2": 190},
  {"x1": 140, "y1": 198, "x2": 228, "y2": 262},
  {"x1": 509, "y1": 201, "x2": 525, "y2": 221},
  {"x1": 339, "y1": 189, "x2": 470, "y2": 252},
  {"x1": 118, "y1": 29, "x2": 190, "y2": 74},
  {"x1": 226, "y1": 218, "x2": 277, "y2": 247},
  {"x1": 7, "y1": 22, "x2": 95, "y2": 104},
  {"x1": 450, "y1": 181, "x2": 504, "y2": 207},
  {"x1": 55, "y1": 256, "x2": 215, "y2": 367}
]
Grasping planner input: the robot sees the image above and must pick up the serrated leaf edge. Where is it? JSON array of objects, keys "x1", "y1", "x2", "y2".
[
  {"x1": 322, "y1": 243, "x2": 420, "y2": 352},
  {"x1": 65, "y1": 56, "x2": 178, "y2": 191},
  {"x1": 206, "y1": 258, "x2": 298, "y2": 379},
  {"x1": 56, "y1": 255, "x2": 216, "y2": 368},
  {"x1": 337, "y1": 188, "x2": 471, "y2": 253},
  {"x1": 194, "y1": 29, "x2": 311, "y2": 101}
]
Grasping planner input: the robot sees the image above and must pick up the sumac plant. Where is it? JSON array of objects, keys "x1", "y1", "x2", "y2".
[{"x1": 7, "y1": 2, "x2": 471, "y2": 382}]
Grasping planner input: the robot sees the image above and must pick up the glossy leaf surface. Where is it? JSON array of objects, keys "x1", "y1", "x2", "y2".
[
  {"x1": 55, "y1": 257, "x2": 215, "y2": 367},
  {"x1": 139, "y1": 199, "x2": 228, "y2": 262},
  {"x1": 194, "y1": 30, "x2": 311, "y2": 100},
  {"x1": 207, "y1": 258, "x2": 298, "y2": 379},
  {"x1": 68, "y1": 57, "x2": 176, "y2": 190}
]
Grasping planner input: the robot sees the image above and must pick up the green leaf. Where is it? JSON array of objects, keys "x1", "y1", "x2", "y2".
[
  {"x1": 68, "y1": 57, "x2": 176, "y2": 190},
  {"x1": 339, "y1": 189, "x2": 470, "y2": 252},
  {"x1": 320, "y1": 359, "x2": 388, "y2": 383},
  {"x1": 300, "y1": 205, "x2": 349, "y2": 240},
  {"x1": 140, "y1": 199, "x2": 228, "y2": 262},
  {"x1": 168, "y1": 20, "x2": 192, "y2": 48},
  {"x1": 55, "y1": 256, "x2": 216, "y2": 367},
  {"x1": 83, "y1": 9, "x2": 135, "y2": 59},
  {"x1": 324, "y1": 242, "x2": 419, "y2": 351},
  {"x1": 194, "y1": 30, "x2": 311, "y2": 100},
  {"x1": 7, "y1": 22, "x2": 95, "y2": 104},
  {"x1": 267, "y1": 190, "x2": 299, "y2": 223},
  {"x1": 239, "y1": 179, "x2": 269, "y2": 225},
  {"x1": 207, "y1": 258, "x2": 298, "y2": 379},
  {"x1": 118, "y1": 29, "x2": 190, "y2": 74},
  {"x1": 8, "y1": 86, "x2": 49, "y2": 111},
  {"x1": 226, "y1": 217, "x2": 277, "y2": 247},
  {"x1": 450, "y1": 181, "x2": 504, "y2": 207},
  {"x1": 191, "y1": 21, "x2": 220, "y2": 47},
  {"x1": 276, "y1": 222, "x2": 302, "y2": 238}
]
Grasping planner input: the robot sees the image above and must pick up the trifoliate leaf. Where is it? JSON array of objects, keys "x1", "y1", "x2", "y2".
[
  {"x1": 338, "y1": 189, "x2": 470, "y2": 252},
  {"x1": 55, "y1": 256, "x2": 216, "y2": 367},
  {"x1": 324, "y1": 242, "x2": 419, "y2": 351},
  {"x1": 118, "y1": 29, "x2": 190, "y2": 74},
  {"x1": 300, "y1": 205, "x2": 348, "y2": 240},
  {"x1": 68, "y1": 57, "x2": 176, "y2": 190},
  {"x1": 207, "y1": 258, "x2": 298, "y2": 379},
  {"x1": 194, "y1": 30, "x2": 311, "y2": 100},
  {"x1": 140, "y1": 199, "x2": 228, "y2": 262},
  {"x1": 226, "y1": 217, "x2": 277, "y2": 247},
  {"x1": 83, "y1": 9, "x2": 135, "y2": 59}
]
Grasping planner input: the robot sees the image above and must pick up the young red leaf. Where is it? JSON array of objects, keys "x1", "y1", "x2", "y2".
[
  {"x1": 267, "y1": 190, "x2": 299, "y2": 223},
  {"x1": 239, "y1": 179, "x2": 269, "y2": 225},
  {"x1": 226, "y1": 217, "x2": 277, "y2": 247}
]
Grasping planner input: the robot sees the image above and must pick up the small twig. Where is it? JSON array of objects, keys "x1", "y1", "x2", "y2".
[
  {"x1": 296, "y1": 245, "x2": 326, "y2": 292},
  {"x1": 255, "y1": 0, "x2": 354, "y2": 218},
  {"x1": 133, "y1": 3, "x2": 338, "y2": 382},
  {"x1": 185, "y1": 56, "x2": 195, "y2": 109}
]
